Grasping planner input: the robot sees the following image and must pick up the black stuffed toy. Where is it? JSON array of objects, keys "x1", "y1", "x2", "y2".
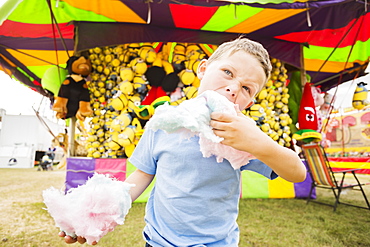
[{"x1": 52, "y1": 55, "x2": 93, "y2": 121}]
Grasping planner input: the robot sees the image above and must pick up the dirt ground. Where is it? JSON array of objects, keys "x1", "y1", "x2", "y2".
[
  {"x1": 0, "y1": 168, "x2": 66, "y2": 242},
  {"x1": 1, "y1": 167, "x2": 370, "y2": 246}
]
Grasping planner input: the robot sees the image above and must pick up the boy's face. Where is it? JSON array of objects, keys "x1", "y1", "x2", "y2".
[{"x1": 197, "y1": 50, "x2": 266, "y2": 110}]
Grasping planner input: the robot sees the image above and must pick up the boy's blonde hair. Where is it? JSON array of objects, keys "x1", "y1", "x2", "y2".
[{"x1": 208, "y1": 37, "x2": 272, "y2": 83}]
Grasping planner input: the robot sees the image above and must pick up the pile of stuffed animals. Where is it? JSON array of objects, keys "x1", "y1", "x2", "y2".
[
  {"x1": 46, "y1": 42, "x2": 298, "y2": 158},
  {"x1": 245, "y1": 58, "x2": 293, "y2": 147},
  {"x1": 81, "y1": 43, "x2": 204, "y2": 158}
]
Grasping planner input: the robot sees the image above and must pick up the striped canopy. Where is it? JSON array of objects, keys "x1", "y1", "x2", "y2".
[{"x1": 0, "y1": 0, "x2": 369, "y2": 97}]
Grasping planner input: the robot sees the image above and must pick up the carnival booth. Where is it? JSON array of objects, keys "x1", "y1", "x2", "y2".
[
  {"x1": 51, "y1": 41, "x2": 316, "y2": 200},
  {"x1": 324, "y1": 110, "x2": 370, "y2": 174},
  {"x1": 2, "y1": 0, "x2": 370, "y2": 201},
  {"x1": 40, "y1": 42, "x2": 368, "y2": 201},
  {"x1": 65, "y1": 158, "x2": 314, "y2": 202}
]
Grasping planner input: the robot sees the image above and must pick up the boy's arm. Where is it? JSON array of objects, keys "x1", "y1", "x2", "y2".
[
  {"x1": 248, "y1": 136, "x2": 306, "y2": 183},
  {"x1": 125, "y1": 168, "x2": 155, "y2": 201},
  {"x1": 211, "y1": 111, "x2": 306, "y2": 183}
]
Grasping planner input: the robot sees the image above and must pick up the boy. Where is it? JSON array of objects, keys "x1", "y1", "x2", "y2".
[{"x1": 60, "y1": 37, "x2": 306, "y2": 246}]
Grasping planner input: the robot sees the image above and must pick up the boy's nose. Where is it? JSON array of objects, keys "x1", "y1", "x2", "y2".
[{"x1": 225, "y1": 84, "x2": 239, "y2": 98}]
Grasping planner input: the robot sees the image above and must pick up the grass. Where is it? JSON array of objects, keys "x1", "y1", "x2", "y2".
[{"x1": 1, "y1": 168, "x2": 370, "y2": 247}]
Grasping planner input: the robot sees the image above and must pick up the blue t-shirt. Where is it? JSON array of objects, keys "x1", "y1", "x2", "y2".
[{"x1": 128, "y1": 129, "x2": 277, "y2": 247}]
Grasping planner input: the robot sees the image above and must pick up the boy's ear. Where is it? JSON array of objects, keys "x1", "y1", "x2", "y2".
[{"x1": 196, "y1": 59, "x2": 207, "y2": 79}]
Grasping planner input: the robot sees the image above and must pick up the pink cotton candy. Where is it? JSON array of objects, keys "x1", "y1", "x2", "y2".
[
  {"x1": 146, "y1": 90, "x2": 254, "y2": 169},
  {"x1": 43, "y1": 173, "x2": 134, "y2": 245},
  {"x1": 199, "y1": 134, "x2": 255, "y2": 169}
]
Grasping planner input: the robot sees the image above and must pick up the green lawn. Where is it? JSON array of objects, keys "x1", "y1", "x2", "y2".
[{"x1": 1, "y1": 168, "x2": 369, "y2": 247}]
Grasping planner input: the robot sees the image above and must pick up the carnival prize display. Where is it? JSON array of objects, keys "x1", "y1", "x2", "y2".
[{"x1": 76, "y1": 43, "x2": 294, "y2": 159}]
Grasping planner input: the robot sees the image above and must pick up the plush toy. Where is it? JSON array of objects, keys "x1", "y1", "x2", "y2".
[
  {"x1": 248, "y1": 104, "x2": 265, "y2": 124},
  {"x1": 320, "y1": 92, "x2": 335, "y2": 115},
  {"x1": 133, "y1": 96, "x2": 170, "y2": 121},
  {"x1": 141, "y1": 54, "x2": 179, "y2": 105},
  {"x1": 51, "y1": 130, "x2": 69, "y2": 169},
  {"x1": 107, "y1": 81, "x2": 133, "y2": 112},
  {"x1": 138, "y1": 43, "x2": 157, "y2": 63},
  {"x1": 172, "y1": 43, "x2": 186, "y2": 72},
  {"x1": 294, "y1": 83, "x2": 322, "y2": 143},
  {"x1": 352, "y1": 82, "x2": 369, "y2": 110},
  {"x1": 312, "y1": 86, "x2": 324, "y2": 108},
  {"x1": 298, "y1": 83, "x2": 319, "y2": 131},
  {"x1": 311, "y1": 86, "x2": 325, "y2": 132},
  {"x1": 170, "y1": 86, "x2": 198, "y2": 106},
  {"x1": 52, "y1": 56, "x2": 93, "y2": 121}
]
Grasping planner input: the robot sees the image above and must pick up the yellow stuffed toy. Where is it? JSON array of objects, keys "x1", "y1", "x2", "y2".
[{"x1": 352, "y1": 82, "x2": 369, "y2": 110}]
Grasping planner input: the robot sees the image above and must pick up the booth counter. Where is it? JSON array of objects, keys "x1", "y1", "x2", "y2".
[
  {"x1": 328, "y1": 157, "x2": 370, "y2": 174},
  {"x1": 65, "y1": 157, "x2": 315, "y2": 201}
]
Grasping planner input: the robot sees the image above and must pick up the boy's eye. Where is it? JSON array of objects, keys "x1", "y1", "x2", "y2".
[
  {"x1": 242, "y1": 85, "x2": 250, "y2": 92},
  {"x1": 224, "y1": 69, "x2": 232, "y2": 77}
]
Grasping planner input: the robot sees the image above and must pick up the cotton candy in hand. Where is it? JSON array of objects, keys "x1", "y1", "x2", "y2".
[
  {"x1": 43, "y1": 173, "x2": 135, "y2": 245},
  {"x1": 146, "y1": 90, "x2": 254, "y2": 169},
  {"x1": 146, "y1": 90, "x2": 221, "y2": 142}
]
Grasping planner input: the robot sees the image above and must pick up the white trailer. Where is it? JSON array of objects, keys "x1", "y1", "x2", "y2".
[{"x1": 0, "y1": 114, "x2": 64, "y2": 168}]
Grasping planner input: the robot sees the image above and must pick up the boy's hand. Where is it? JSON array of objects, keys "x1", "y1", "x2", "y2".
[
  {"x1": 59, "y1": 231, "x2": 97, "y2": 245},
  {"x1": 212, "y1": 106, "x2": 307, "y2": 183},
  {"x1": 210, "y1": 107, "x2": 264, "y2": 154}
]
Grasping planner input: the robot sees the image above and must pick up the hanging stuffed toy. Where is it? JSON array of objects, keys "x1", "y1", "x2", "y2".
[
  {"x1": 352, "y1": 82, "x2": 369, "y2": 110},
  {"x1": 293, "y1": 83, "x2": 322, "y2": 143},
  {"x1": 52, "y1": 56, "x2": 93, "y2": 121},
  {"x1": 320, "y1": 92, "x2": 335, "y2": 116},
  {"x1": 311, "y1": 86, "x2": 325, "y2": 131},
  {"x1": 51, "y1": 130, "x2": 69, "y2": 169}
]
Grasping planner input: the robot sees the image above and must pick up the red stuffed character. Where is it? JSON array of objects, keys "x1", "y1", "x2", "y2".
[
  {"x1": 298, "y1": 83, "x2": 318, "y2": 131},
  {"x1": 52, "y1": 56, "x2": 93, "y2": 121},
  {"x1": 293, "y1": 83, "x2": 322, "y2": 143}
]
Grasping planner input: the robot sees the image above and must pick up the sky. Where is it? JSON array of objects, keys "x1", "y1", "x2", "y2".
[
  {"x1": 327, "y1": 68, "x2": 370, "y2": 109},
  {"x1": 0, "y1": 71, "x2": 53, "y2": 116}
]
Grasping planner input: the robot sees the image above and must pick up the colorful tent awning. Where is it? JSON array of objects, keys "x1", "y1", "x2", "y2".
[{"x1": 0, "y1": 0, "x2": 369, "y2": 97}]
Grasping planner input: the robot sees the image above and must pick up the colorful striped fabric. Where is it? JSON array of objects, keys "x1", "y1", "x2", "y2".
[
  {"x1": 328, "y1": 157, "x2": 370, "y2": 174},
  {"x1": 65, "y1": 157, "x2": 127, "y2": 193},
  {"x1": 0, "y1": 0, "x2": 369, "y2": 96},
  {"x1": 65, "y1": 157, "x2": 314, "y2": 201},
  {"x1": 302, "y1": 144, "x2": 336, "y2": 187}
]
